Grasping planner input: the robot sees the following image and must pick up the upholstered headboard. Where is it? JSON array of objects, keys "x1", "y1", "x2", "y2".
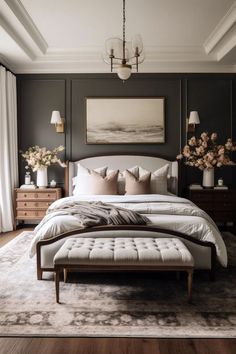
[{"x1": 65, "y1": 155, "x2": 179, "y2": 196}]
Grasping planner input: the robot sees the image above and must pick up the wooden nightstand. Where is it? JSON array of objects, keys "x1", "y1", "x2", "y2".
[
  {"x1": 14, "y1": 188, "x2": 62, "y2": 229},
  {"x1": 186, "y1": 189, "x2": 236, "y2": 224}
]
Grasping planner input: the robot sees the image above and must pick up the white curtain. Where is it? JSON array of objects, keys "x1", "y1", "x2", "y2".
[{"x1": 0, "y1": 66, "x2": 18, "y2": 232}]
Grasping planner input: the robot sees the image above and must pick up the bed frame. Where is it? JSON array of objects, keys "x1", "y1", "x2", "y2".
[{"x1": 36, "y1": 154, "x2": 217, "y2": 280}]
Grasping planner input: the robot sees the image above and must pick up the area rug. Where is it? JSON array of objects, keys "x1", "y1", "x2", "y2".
[{"x1": 0, "y1": 231, "x2": 236, "y2": 338}]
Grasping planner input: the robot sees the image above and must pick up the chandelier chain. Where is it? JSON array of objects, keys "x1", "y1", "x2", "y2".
[{"x1": 123, "y1": 0, "x2": 126, "y2": 61}]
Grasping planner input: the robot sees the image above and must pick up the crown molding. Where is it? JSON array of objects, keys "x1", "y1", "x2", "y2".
[
  {"x1": 0, "y1": 12, "x2": 36, "y2": 60},
  {"x1": 13, "y1": 61, "x2": 236, "y2": 74},
  {"x1": 216, "y1": 27, "x2": 236, "y2": 61},
  {"x1": 204, "y1": 2, "x2": 236, "y2": 55},
  {"x1": 39, "y1": 45, "x2": 215, "y2": 63},
  {"x1": 1, "y1": 0, "x2": 235, "y2": 73},
  {"x1": 4, "y1": 0, "x2": 48, "y2": 54},
  {"x1": 0, "y1": 54, "x2": 17, "y2": 72}
]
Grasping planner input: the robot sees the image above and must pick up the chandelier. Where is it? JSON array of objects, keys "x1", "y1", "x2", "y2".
[{"x1": 103, "y1": 0, "x2": 144, "y2": 81}]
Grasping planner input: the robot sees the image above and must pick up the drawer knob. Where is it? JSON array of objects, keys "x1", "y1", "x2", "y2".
[
  {"x1": 34, "y1": 202, "x2": 38, "y2": 207},
  {"x1": 47, "y1": 203, "x2": 50, "y2": 206},
  {"x1": 24, "y1": 212, "x2": 27, "y2": 216},
  {"x1": 24, "y1": 194, "x2": 27, "y2": 198},
  {"x1": 24, "y1": 203, "x2": 27, "y2": 206},
  {"x1": 47, "y1": 194, "x2": 51, "y2": 197}
]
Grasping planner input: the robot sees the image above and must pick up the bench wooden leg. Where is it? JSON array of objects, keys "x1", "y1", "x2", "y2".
[
  {"x1": 37, "y1": 269, "x2": 43, "y2": 280},
  {"x1": 187, "y1": 270, "x2": 193, "y2": 303},
  {"x1": 63, "y1": 268, "x2": 68, "y2": 283},
  {"x1": 55, "y1": 269, "x2": 60, "y2": 303}
]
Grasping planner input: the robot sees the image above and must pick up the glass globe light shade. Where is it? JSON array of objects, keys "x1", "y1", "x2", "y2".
[
  {"x1": 117, "y1": 64, "x2": 132, "y2": 80},
  {"x1": 132, "y1": 34, "x2": 143, "y2": 54}
]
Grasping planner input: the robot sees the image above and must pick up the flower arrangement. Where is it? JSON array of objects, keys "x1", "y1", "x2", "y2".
[
  {"x1": 21, "y1": 145, "x2": 66, "y2": 171},
  {"x1": 177, "y1": 132, "x2": 236, "y2": 170}
]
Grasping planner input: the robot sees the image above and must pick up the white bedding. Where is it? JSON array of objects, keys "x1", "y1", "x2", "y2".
[{"x1": 30, "y1": 194, "x2": 227, "y2": 267}]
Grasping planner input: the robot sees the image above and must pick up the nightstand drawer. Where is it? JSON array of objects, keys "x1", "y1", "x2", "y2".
[
  {"x1": 213, "y1": 211, "x2": 234, "y2": 222},
  {"x1": 14, "y1": 188, "x2": 62, "y2": 229},
  {"x1": 213, "y1": 202, "x2": 232, "y2": 211},
  {"x1": 189, "y1": 193, "x2": 210, "y2": 202},
  {"x1": 17, "y1": 191, "x2": 57, "y2": 200},
  {"x1": 186, "y1": 188, "x2": 236, "y2": 224},
  {"x1": 16, "y1": 210, "x2": 46, "y2": 219},
  {"x1": 214, "y1": 193, "x2": 233, "y2": 202},
  {"x1": 17, "y1": 201, "x2": 52, "y2": 209}
]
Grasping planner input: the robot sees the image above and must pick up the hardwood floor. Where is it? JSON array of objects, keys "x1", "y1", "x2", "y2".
[
  {"x1": 0, "y1": 227, "x2": 34, "y2": 247},
  {"x1": 0, "y1": 338, "x2": 235, "y2": 354},
  {"x1": 0, "y1": 229, "x2": 236, "y2": 354}
]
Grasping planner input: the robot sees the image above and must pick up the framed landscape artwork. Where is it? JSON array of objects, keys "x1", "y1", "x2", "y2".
[{"x1": 86, "y1": 97, "x2": 165, "y2": 144}]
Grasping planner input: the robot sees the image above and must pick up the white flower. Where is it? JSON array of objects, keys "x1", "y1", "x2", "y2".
[{"x1": 21, "y1": 145, "x2": 66, "y2": 171}]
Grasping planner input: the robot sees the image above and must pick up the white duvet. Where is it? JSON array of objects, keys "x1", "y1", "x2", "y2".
[{"x1": 30, "y1": 194, "x2": 227, "y2": 267}]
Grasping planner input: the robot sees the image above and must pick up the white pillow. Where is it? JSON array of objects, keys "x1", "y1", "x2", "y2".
[
  {"x1": 73, "y1": 164, "x2": 107, "y2": 195},
  {"x1": 107, "y1": 166, "x2": 139, "y2": 194},
  {"x1": 138, "y1": 164, "x2": 169, "y2": 195}
]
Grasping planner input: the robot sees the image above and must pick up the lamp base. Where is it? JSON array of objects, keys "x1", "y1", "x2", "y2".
[{"x1": 55, "y1": 118, "x2": 65, "y2": 133}]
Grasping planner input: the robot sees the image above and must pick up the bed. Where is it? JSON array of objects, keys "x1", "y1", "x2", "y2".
[{"x1": 34, "y1": 154, "x2": 227, "y2": 280}]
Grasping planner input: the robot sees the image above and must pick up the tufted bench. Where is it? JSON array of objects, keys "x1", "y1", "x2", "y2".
[{"x1": 54, "y1": 237, "x2": 194, "y2": 303}]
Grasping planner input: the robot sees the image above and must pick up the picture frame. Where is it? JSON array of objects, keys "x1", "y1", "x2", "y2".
[{"x1": 86, "y1": 97, "x2": 165, "y2": 144}]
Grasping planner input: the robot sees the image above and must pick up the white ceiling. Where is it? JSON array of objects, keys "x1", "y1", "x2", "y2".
[{"x1": 0, "y1": 0, "x2": 235, "y2": 73}]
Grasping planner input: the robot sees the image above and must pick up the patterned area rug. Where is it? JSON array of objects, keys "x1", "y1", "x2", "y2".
[{"x1": 0, "y1": 231, "x2": 236, "y2": 337}]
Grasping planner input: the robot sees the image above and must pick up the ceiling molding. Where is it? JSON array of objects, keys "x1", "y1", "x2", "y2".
[
  {"x1": 0, "y1": 53, "x2": 16, "y2": 72},
  {"x1": 0, "y1": 0, "x2": 235, "y2": 73},
  {"x1": 216, "y1": 26, "x2": 236, "y2": 60},
  {"x1": 204, "y1": 1, "x2": 236, "y2": 54},
  {"x1": 13, "y1": 61, "x2": 236, "y2": 74},
  {"x1": 40, "y1": 45, "x2": 215, "y2": 63},
  {"x1": 4, "y1": 0, "x2": 48, "y2": 54},
  {"x1": 0, "y1": 13, "x2": 36, "y2": 60}
]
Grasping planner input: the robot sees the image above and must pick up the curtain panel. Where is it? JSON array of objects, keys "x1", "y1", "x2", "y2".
[{"x1": 0, "y1": 66, "x2": 18, "y2": 232}]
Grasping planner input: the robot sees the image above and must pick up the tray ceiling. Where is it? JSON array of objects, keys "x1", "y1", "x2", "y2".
[{"x1": 0, "y1": 0, "x2": 235, "y2": 73}]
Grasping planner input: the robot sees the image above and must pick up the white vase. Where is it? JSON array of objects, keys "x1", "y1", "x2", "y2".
[
  {"x1": 37, "y1": 167, "x2": 48, "y2": 188},
  {"x1": 202, "y1": 168, "x2": 214, "y2": 188}
]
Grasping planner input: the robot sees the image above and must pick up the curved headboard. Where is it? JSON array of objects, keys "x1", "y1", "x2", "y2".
[{"x1": 65, "y1": 155, "x2": 179, "y2": 196}]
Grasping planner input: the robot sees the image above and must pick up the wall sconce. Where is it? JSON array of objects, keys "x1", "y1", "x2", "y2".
[
  {"x1": 50, "y1": 111, "x2": 65, "y2": 133},
  {"x1": 187, "y1": 111, "x2": 200, "y2": 133}
]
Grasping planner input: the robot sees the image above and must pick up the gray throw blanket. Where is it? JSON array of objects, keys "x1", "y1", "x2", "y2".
[
  {"x1": 45, "y1": 200, "x2": 149, "y2": 228},
  {"x1": 30, "y1": 200, "x2": 149, "y2": 257}
]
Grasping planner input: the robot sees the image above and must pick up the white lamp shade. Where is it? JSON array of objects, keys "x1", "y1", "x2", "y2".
[
  {"x1": 117, "y1": 65, "x2": 132, "y2": 80},
  {"x1": 51, "y1": 111, "x2": 62, "y2": 124},
  {"x1": 189, "y1": 111, "x2": 200, "y2": 125}
]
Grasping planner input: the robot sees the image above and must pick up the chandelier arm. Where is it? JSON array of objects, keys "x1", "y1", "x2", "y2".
[{"x1": 111, "y1": 56, "x2": 125, "y2": 61}]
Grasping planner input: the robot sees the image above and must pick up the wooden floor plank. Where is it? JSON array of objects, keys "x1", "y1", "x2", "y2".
[
  {"x1": 0, "y1": 227, "x2": 34, "y2": 247},
  {"x1": 0, "y1": 338, "x2": 235, "y2": 354}
]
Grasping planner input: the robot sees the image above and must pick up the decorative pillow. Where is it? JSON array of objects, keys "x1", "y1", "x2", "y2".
[
  {"x1": 90, "y1": 170, "x2": 119, "y2": 195},
  {"x1": 107, "y1": 166, "x2": 139, "y2": 194},
  {"x1": 125, "y1": 170, "x2": 151, "y2": 195},
  {"x1": 73, "y1": 164, "x2": 107, "y2": 195},
  {"x1": 138, "y1": 164, "x2": 169, "y2": 195}
]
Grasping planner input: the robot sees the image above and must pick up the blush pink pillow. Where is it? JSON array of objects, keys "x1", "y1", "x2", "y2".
[
  {"x1": 125, "y1": 170, "x2": 151, "y2": 195},
  {"x1": 90, "y1": 170, "x2": 119, "y2": 195}
]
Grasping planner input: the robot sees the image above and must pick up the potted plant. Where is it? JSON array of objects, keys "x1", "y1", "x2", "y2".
[
  {"x1": 21, "y1": 145, "x2": 66, "y2": 188},
  {"x1": 177, "y1": 132, "x2": 236, "y2": 187}
]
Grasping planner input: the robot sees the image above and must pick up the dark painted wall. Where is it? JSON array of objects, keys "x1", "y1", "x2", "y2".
[{"x1": 17, "y1": 73, "x2": 236, "y2": 191}]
